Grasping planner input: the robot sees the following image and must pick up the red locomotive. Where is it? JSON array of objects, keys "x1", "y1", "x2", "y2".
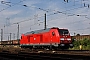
[{"x1": 20, "y1": 27, "x2": 73, "y2": 49}]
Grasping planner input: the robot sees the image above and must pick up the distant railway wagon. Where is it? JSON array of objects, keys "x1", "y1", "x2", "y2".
[
  {"x1": 0, "y1": 40, "x2": 19, "y2": 45},
  {"x1": 20, "y1": 27, "x2": 73, "y2": 49}
]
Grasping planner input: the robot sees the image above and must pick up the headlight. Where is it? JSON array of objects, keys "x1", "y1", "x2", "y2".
[
  {"x1": 60, "y1": 38, "x2": 64, "y2": 40},
  {"x1": 67, "y1": 38, "x2": 71, "y2": 40}
]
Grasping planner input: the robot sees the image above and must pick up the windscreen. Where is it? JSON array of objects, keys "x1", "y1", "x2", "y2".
[{"x1": 58, "y1": 29, "x2": 69, "y2": 35}]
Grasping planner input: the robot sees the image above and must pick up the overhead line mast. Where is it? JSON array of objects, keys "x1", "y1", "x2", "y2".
[{"x1": 44, "y1": 13, "x2": 46, "y2": 30}]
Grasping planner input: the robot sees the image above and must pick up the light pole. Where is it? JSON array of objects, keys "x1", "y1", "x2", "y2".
[
  {"x1": 17, "y1": 23, "x2": 19, "y2": 44},
  {"x1": 13, "y1": 33, "x2": 15, "y2": 40},
  {"x1": 1, "y1": 29, "x2": 3, "y2": 44},
  {"x1": 10, "y1": 33, "x2": 12, "y2": 44}
]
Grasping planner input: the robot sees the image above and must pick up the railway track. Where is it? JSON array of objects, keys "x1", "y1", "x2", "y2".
[
  {"x1": 0, "y1": 46, "x2": 90, "y2": 60},
  {"x1": 0, "y1": 51, "x2": 90, "y2": 60}
]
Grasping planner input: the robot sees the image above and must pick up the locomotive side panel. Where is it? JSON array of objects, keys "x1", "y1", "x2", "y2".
[
  {"x1": 20, "y1": 34, "x2": 29, "y2": 45},
  {"x1": 42, "y1": 32, "x2": 50, "y2": 44},
  {"x1": 29, "y1": 34, "x2": 41, "y2": 44},
  {"x1": 49, "y1": 29, "x2": 60, "y2": 44}
]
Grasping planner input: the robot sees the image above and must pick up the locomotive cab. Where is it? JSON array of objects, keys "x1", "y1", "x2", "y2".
[{"x1": 58, "y1": 29, "x2": 73, "y2": 48}]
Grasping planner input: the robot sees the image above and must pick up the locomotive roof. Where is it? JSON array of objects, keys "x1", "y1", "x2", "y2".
[
  {"x1": 24, "y1": 27, "x2": 68, "y2": 35},
  {"x1": 24, "y1": 28, "x2": 51, "y2": 35}
]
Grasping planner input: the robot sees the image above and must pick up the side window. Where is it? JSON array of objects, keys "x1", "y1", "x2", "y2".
[
  {"x1": 52, "y1": 31, "x2": 55, "y2": 36},
  {"x1": 21, "y1": 36, "x2": 22, "y2": 39},
  {"x1": 31, "y1": 31, "x2": 35, "y2": 34}
]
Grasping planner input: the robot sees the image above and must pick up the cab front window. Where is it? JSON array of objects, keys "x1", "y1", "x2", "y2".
[{"x1": 58, "y1": 29, "x2": 69, "y2": 35}]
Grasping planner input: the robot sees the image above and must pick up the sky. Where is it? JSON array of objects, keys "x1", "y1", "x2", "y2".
[{"x1": 0, "y1": 0, "x2": 90, "y2": 40}]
